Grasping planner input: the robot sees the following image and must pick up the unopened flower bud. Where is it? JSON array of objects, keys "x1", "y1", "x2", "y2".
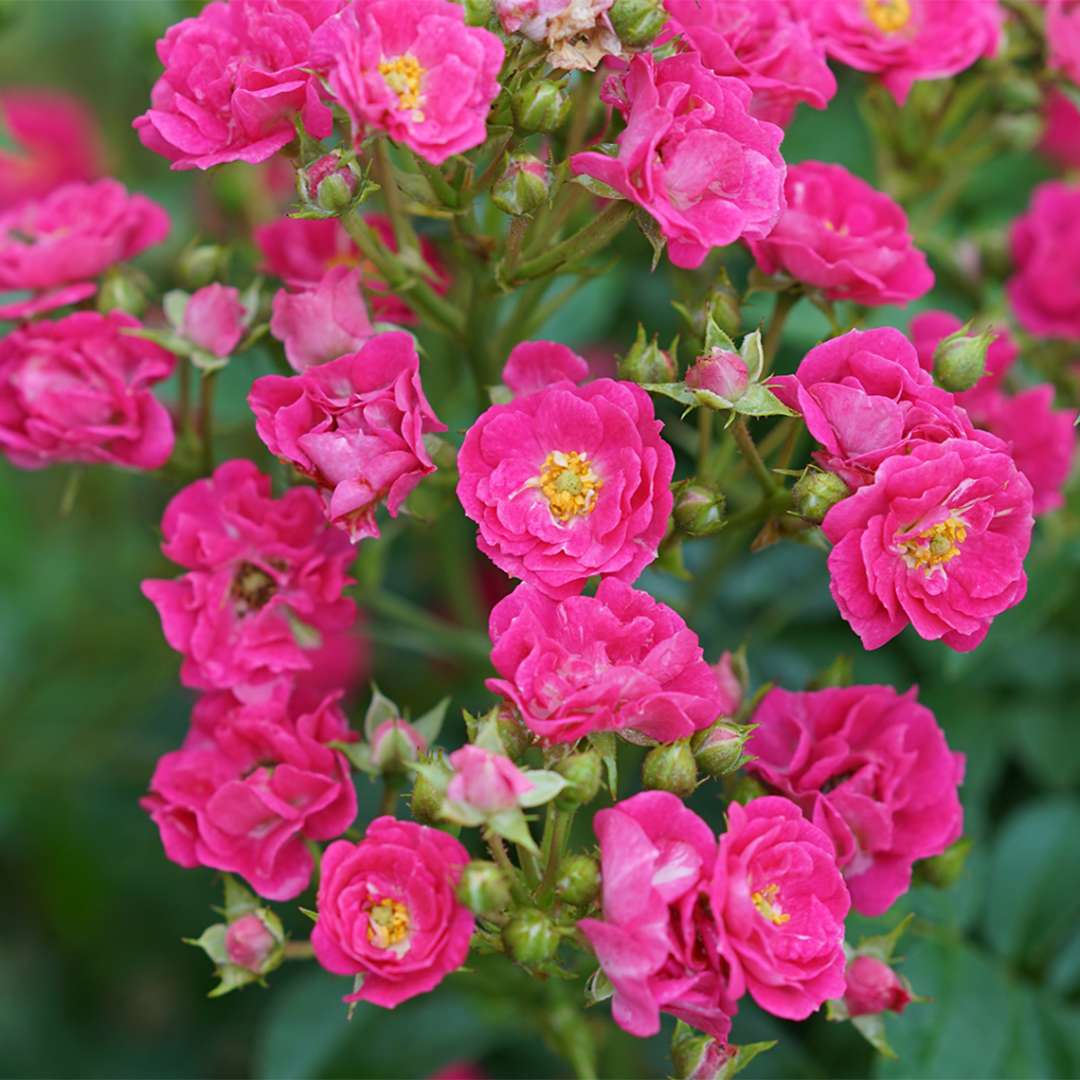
[
  {"x1": 503, "y1": 909, "x2": 559, "y2": 966},
  {"x1": 410, "y1": 755, "x2": 452, "y2": 825},
  {"x1": 791, "y1": 466, "x2": 850, "y2": 523},
  {"x1": 843, "y1": 955, "x2": 913, "y2": 1017},
  {"x1": 671, "y1": 1023, "x2": 730, "y2": 1080},
  {"x1": 619, "y1": 324, "x2": 676, "y2": 383},
  {"x1": 554, "y1": 750, "x2": 602, "y2": 809},
  {"x1": 916, "y1": 836, "x2": 971, "y2": 889},
  {"x1": 933, "y1": 325, "x2": 993, "y2": 392},
  {"x1": 704, "y1": 271, "x2": 742, "y2": 340},
  {"x1": 691, "y1": 720, "x2": 755, "y2": 778},
  {"x1": 299, "y1": 153, "x2": 357, "y2": 214},
  {"x1": 491, "y1": 153, "x2": 550, "y2": 217},
  {"x1": 97, "y1": 266, "x2": 147, "y2": 317},
  {"x1": 177, "y1": 244, "x2": 229, "y2": 290},
  {"x1": 225, "y1": 911, "x2": 283, "y2": 974},
  {"x1": 512, "y1": 79, "x2": 571, "y2": 133},
  {"x1": 555, "y1": 853, "x2": 601, "y2": 907},
  {"x1": 609, "y1": 0, "x2": 667, "y2": 47},
  {"x1": 642, "y1": 739, "x2": 698, "y2": 797},
  {"x1": 370, "y1": 717, "x2": 426, "y2": 773},
  {"x1": 461, "y1": 0, "x2": 493, "y2": 26},
  {"x1": 686, "y1": 349, "x2": 749, "y2": 402},
  {"x1": 495, "y1": 702, "x2": 532, "y2": 761},
  {"x1": 672, "y1": 480, "x2": 726, "y2": 538},
  {"x1": 456, "y1": 859, "x2": 511, "y2": 916}
]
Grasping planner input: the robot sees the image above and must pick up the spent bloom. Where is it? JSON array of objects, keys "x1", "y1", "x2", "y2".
[{"x1": 495, "y1": 0, "x2": 621, "y2": 70}]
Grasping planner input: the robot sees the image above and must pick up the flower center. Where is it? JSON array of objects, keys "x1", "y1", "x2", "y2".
[
  {"x1": 897, "y1": 515, "x2": 967, "y2": 574},
  {"x1": 230, "y1": 561, "x2": 276, "y2": 615},
  {"x1": 367, "y1": 897, "x2": 410, "y2": 949},
  {"x1": 864, "y1": 0, "x2": 911, "y2": 32},
  {"x1": 751, "y1": 882, "x2": 791, "y2": 926},
  {"x1": 378, "y1": 54, "x2": 426, "y2": 118},
  {"x1": 532, "y1": 450, "x2": 603, "y2": 523}
]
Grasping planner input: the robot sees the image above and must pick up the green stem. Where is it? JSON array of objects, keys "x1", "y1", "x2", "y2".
[
  {"x1": 379, "y1": 775, "x2": 402, "y2": 817},
  {"x1": 486, "y1": 832, "x2": 531, "y2": 904},
  {"x1": 762, "y1": 290, "x2": 800, "y2": 372},
  {"x1": 697, "y1": 409, "x2": 714, "y2": 482},
  {"x1": 724, "y1": 489, "x2": 793, "y2": 532},
  {"x1": 365, "y1": 590, "x2": 491, "y2": 661},
  {"x1": 503, "y1": 216, "x2": 529, "y2": 279},
  {"x1": 537, "y1": 808, "x2": 573, "y2": 903},
  {"x1": 372, "y1": 138, "x2": 417, "y2": 253},
  {"x1": 733, "y1": 417, "x2": 776, "y2": 495},
  {"x1": 507, "y1": 201, "x2": 634, "y2": 284},
  {"x1": 179, "y1": 359, "x2": 191, "y2": 434},
  {"x1": 199, "y1": 371, "x2": 217, "y2": 475},
  {"x1": 413, "y1": 154, "x2": 460, "y2": 209},
  {"x1": 283, "y1": 941, "x2": 315, "y2": 961}
]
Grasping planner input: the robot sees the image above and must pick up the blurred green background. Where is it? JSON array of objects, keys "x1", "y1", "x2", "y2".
[{"x1": 2, "y1": 3, "x2": 1079, "y2": 1078}]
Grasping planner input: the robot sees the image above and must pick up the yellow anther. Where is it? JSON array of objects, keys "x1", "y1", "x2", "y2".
[
  {"x1": 751, "y1": 882, "x2": 791, "y2": 926},
  {"x1": 366, "y1": 897, "x2": 410, "y2": 949},
  {"x1": 531, "y1": 450, "x2": 603, "y2": 523},
  {"x1": 865, "y1": 0, "x2": 911, "y2": 33},
  {"x1": 898, "y1": 516, "x2": 967, "y2": 574},
  {"x1": 378, "y1": 54, "x2": 426, "y2": 117}
]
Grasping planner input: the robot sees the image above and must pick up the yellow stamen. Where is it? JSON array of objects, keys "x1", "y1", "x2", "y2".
[
  {"x1": 751, "y1": 882, "x2": 791, "y2": 926},
  {"x1": 865, "y1": 0, "x2": 911, "y2": 33},
  {"x1": 378, "y1": 54, "x2": 426, "y2": 118},
  {"x1": 530, "y1": 450, "x2": 603, "y2": 523},
  {"x1": 898, "y1": 516, "x2": 967, "y2": 574},
  {"x1": 366, "y1": 897, "x2": 410, "y2": 949}
]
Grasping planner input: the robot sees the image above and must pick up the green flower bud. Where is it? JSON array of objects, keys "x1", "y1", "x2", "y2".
[
  {"x1": 554, "y1": 750, "x2": 603, "y2": 809},
  {"x1": 671, "y1": 1021, "x2": 728, "y2": 1080},
  {"x1": 491, "y1": 153, "x2": 550, "y2": 217},
  {"x1": 705, "y1": 270, "x2": 742, "y2": 340},
  {"x1": 933, "y1": 325, "x2": 993, "y2": 392},
  {"x1": 791, "y1": 466, "x2": 851, "y2": 524},
  {"x1": 512, "y1": 80, "x2": 571, "y2": 133},
  {"x1": 409, "y1": 755, "x2": 451, "y2": 825},
  {"x1": 456, "y1": 860, "x2": 511, "y2": 916},
  {"x1": 915, "y1": 836, "x2": 972, "y2": 889},
  {"x1": 461, "y1": 0, "x2": 493, "y2": 26},
  {"x1": 672, "y1": 480, "x2": 726, "y2": 538},
  {"x1": 555, "y1": 853, "x2": 601, "y2": 907},
  {"x1": 642, "y1": 739, "x2": 698, "y2": 798},
  {"x1": 316, "y1": 171, "x2": 355, "y2": 214},
  {"x1": 96, "y1": 267, "x2": 148, "y2": 317},
  {"x1": 691, "y1": 720, "x2": 755, "y2": 778},
  {"x1": 503, "y1": 909, "x2": 559, "y2": 966},
  {"x1": 618, "y1": 324, "x2": 676, "y2": 384},
  {"x1": 609, "y1": 0, "x2": 667, "y2": 47},
  {"x1": 177, "y1": 244, "x2": 230, "y2": 290},
  {"x1": 495, "y1": 702, "x2": 533, "y2": 761}
]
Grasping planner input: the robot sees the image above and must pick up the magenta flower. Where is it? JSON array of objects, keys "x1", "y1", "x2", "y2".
[
  {"x1": 712, "y1": 797, "x2": 849, "y2": 1021},
  {"x1": 1047, "y1": 0, "x2": 1080, "y2": 86},
  {"x1": 843, "y1": 956, "x2": 913, "y2": 1017},
  {"x1": 446, "y1": 745, "x2": 534, "y2": 815},
  {"x1": 312, "y1": 818, "x2": 474, "y2": 1007},
  {"x1": 134, "y1": 0, "x2": 342, "y2": 170},
  {"x1": 748, "y1": 161, "x2": 933, "y2": 306},
  {"x1": 457, "y1": 377, "x2": 674, "y2": 598},
  {"x1": 141, "y1": 689, "x2": 358, "y2": 901},
  {"x1": 182, "y1": 284, "x2": 247, "y2": 359},
  {"x1": 0, "y1": 311, "x2": 175, "y2": 470},
  {"x1": 747, "y1": 685, "x2": 965, "y2": 916},
  {"x1": 571, "y1": 52, "x2": 786, "y2": 269},
  {"x1": 487, "y1": 580, "x2": 727, "y2": 744},
  {"x1": 313, "y1": 0, "x2": 505, "y2": 166},
  {"x1": 141, "y1": 460, "x2": 357, "y2": 697},
  {"x1": 579, "y1": 791, "x2": 734, "y2": 1039},
  {"x1": 664, "y1": 0, "x2": 836, "y2": 126},
  {"x1": 823, "y1": 438, "x2": 1033, "y2": 652},
  {"x1": 808, "y1": 0, "x2": 1003, "y2": 105},
  {"x1": 249, "y1": 332, "x2": 446, "y2": 542},
  {"x1": 502, "y1": 340, "x2": 589, "y2": 397},
  {"x1": 1040, "y1": 90, "x2": 1080, "y2": 171},
  {"x1": 0, "y1": 179, "x2": 168, "y2": 320}
]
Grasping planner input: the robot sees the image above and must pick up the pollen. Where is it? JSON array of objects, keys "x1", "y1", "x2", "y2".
[
  {"x1": 367, "y1": 897, "x2": 410, "y2": 949},
  {"x1": 864, "y1": 0, "x2": 911, "y2": 33},
  {"x1": 751, "y1": 882, "x2": 791, "y2": 926},
  {"x1": 530, "y1": 450, "x2": 603, "y2": 523},
  {"x1": 898, "y1": 515, "x2": 967, "y2": 574},
  {"x1": 230, "y1": 561, "x2": 276, "y2": 615},
  {"x1": 378, "y1": 54, "x2": 426, "y2": 118}
]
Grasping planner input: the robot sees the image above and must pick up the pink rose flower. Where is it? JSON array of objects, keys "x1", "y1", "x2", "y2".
[
  {"x1": 502, "y1": 340, "x2": 589, "y2": 397},
  {"x1": 226, "y1": 913, "x2": 280, "y2": 971},
  {"x1": 712, "y1": 797, "x2": 849, "y2": 1020},
  {"x1": 843, "y1": 955, "x2": 913, "y2": 1017},
  {"x1": 747, "y1": 685, "x2": 965, "y2": 916},
  {"x1": 313, "y1": 0, "x2": 505, "y2": 166},
  {"x1": 487, "y1": 580, "x2": 728, "y2": 744},
  {"x1": 571, "y1": 52, "x2": 786, "y2": 269},
  {"x1": 291, "y1": 622, "x2": 371, "y2": 714},
  {"x1": 249, "y1": 332, "x2": 446, "y2": 542},
  {"x1": 446, "y1": 745, "x2": 534, "y2": 813},
  {"x1": 748, "y1": 161, "x2": 933, "y2": 306},
  {"x1": 771, "y1": 327, "x2": 981, "y2": 490},
  {"x1": 269, "y1": 266, "x2": 375, "y2": 371},
  {"x1": 457, "y1": 377, "x2": 674, "y2": 598},
  {"x1": 823, "y1": 437, "x2": 1033, "y2": 652},
  {"x1": 134, "y1": 0, "x2": 341, "y2": 170},
  {"x1": 0, "y1": 179, "x2": 169, "y2": 321},
  {"x1": 1008, "y1": 180, "x2": 1080, "y2": 340},
  {"x1": 428, "y1": 1065, "x2": 487, "y2": 1080},
  {"x1": 1047, "y1": 0, "x2": 1080, "y2": 86},
  {"x1": 312, "y1": 818, "x2": 474, "y2": 1007},
  {"x1": 663, "y1": 0, "x2": 836, "y2": 126},
  {"x1": 0, "y1": 90, "x2": 105, "y2": 210},
  {"x1": 1040, "y1": 90, "x2": 1080, "y2": 170},
  {"x1": 579, "y1": 791, "x2": 734, "y2": 1039},
  {"x1": 0, "y1": 311, "x2": 175, "y2": 470},
  {"x1": 141, "y1": 689, "x2": 358, "y2": 901},
  {"x1": 808, "y1": 0, "x2": 1003, "y2": 105},
  {"x1": 183, "y1": 283, "x2": 247, "y2": 358},
  {"x1": 713, "y1": 652, "x2": 743, "y2": 716},
  {"x1": 141, "y1": 459, "x2": 357, "y2": 697}
]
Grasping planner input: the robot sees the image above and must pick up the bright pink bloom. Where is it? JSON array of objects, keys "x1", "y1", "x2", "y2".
[
  {"x1": 427, "y1": 1065, "x2": 487, "y2": 1080},
  {"x1": 141, "y1": 689, "x2": 357, "y2": 901},
  {"x1": 663, "y1": 0, "x2": 836, "y2": 126},
  {"x1": 808, "y1": 0, "x2": 1003, "y2": 105},
  {"x1": 446, "y1": 745, "x2": 534, "y2": 813},
  {"x1": 183, "y1": 284, "x2": 247, "y2": 358},
  {"x1": 579, "y1": 792, "x2": 734, "y2": 1039},
  {"x1": 772, "y1": 327, "x2": 982, "y2": 490},
  {"x1": 1008, "y1": 180, "x2": 1080, "y2": 340},
  {"x1": 1040, "y1": 90, "x2": 1080, "y2": 170},
  {"x1": 572, "y1": 52, "x2": 786, "y2": 269},
  {"x1": 0, "y1": 311, "x2": 175, "y2": 470},
  {"x1": 823, "y1": 438, "x2": 1033, "y2": 652},
  {"x1": 291, "y1": 622, "x2": 371, "y2": 714},
  {"x1": 844, "y1": 956, "x2": 913, "y2": 1017},
  {"x1": 141, "y1": 460, "x2": 357, "y2": 697},
  {"x1": 749, "y1": 161, "x2": 933, "y2": 306},
  {"x1": 249, "y1": 332, "x2": 446, "y2": 542},
  {"x1": 270, "y1": 266, "x2": 375, "y2": 371},
  {"x1": 502, "y1": 340, "x2": 589, "y2": 396},
  {"x1": 134, "y1": 0, "x2": 341, "y2": 170},
  {"x1": 487, "y1": 580, "x2": 727, "y2": 744},
  {"x1": 712, "y1": 797, "x2": 849, "y2": 1021},
  {"x1": 226, "y1": 913, "x2": 279, "y2": 971},
  {"x1": 0, "y1": 90, "x2": 105, "y2": 210},
  {"x1": 312, "y1": 818, "x2": 474, "y2": 1007},
  {"x1": 747, "y1": 686, "x2": 965, "y2": 916},
  {"x1": 686, "y1": 351, "x2": 749, "y2": 401},
  {"x1": 0, "y1": 179, "x2": 168, "y2": 320},
  {"x1": 313, "y1": 0, "x2": 505, "y2": 166},
  {"x1": 457, "y1": 377, "x2": 674, "y2": 598},
  {"x1": 713, "y1": 652, "x2": 743, "y2": 716},
  {"x1": 1048, "y1": 0, "x2": 1080, "y2": 86}
]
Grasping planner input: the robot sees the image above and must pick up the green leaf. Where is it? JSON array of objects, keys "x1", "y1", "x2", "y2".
[
  {"x1": 852, "y1": 1014, "x2": 897, "y2": 1060},
  {"x1": 730, "y1": 383, "x2": 799, "y2": 418},
  {"x1": 633, "y1": 207, "x2": 666, "y2": 271},
  {"x1": 487, "y1": 807, "x2": 539, "y2": 854},
  {"x1": 739, "y1": 329, "x2": 765, "y2": 382},
  {"x1": 222, "y1": 874, "x2": 258, "y2": 921},
  {"x1": 517, "y1": 769, "x2": 568, "y2": 808},
  {"x1": 363, "y1": 683, "x2": 400, "y2": 740},
  {"x1": 162, "y1": 289, "x2": 189, "y2": 331},
  {"x1": 412, "y1": 696, "x2": 449, "y2": 745},
  {"x1": 703, "y1": 318, "x2": 738, "y2": 355},
  {"x1": 721, "y1": 1040, "x2": 778, "y2": 1079},
  {"x1": 588, "y1": 732, "x2": 618, "y2": 798},
  {"x1": 641, "y1": 381, "x2": 698, "y2": 408},
  {"x1": 184, "y1": 923, "x2": 228, "y2": 966}
]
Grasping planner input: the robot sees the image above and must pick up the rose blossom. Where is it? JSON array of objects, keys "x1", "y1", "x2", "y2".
[
  {"x1": 249, "y1": 332, "x2": 446, "y2": 541},
  {"x1": 182, "y1": 283, "x2": 247, "y2": 358},
  {"x1": 313, "y1": 0, "x2": 505, "y2": 166},
  {"x1": 487, "y1": 580, "x2": 728, "y2": 744},
  {"x1": 807, "y1": 0, "x2": 1003, "y2": 105},
  {"x1": 712, "y1": 797, "x2": 849, "y2": 1020},
  {"x1": 1047, "y1": 0, "x2": 1080, "y2": 86},
  {"x1": 843, "y1": 956, "x2": 913, "y2": 1017},
  {"x1": 0, "y1": 311, "x2": 175, "y2": 470},
  {"x1": 572, "y1": 52, "x2": 786, "y2": 270},
  {"x1": 579, "y1": 792, "x2": 734, "y2": 1039},
  {"x1": 134, "y1": 0, "x2": 341, "y2": 170},
  {"x1": 446, "y1": 745, "x2": 534, "y2": 814},
  {"x1": 312, "y1": 817, "x2": 474, "y2": 1007},
  {"x1": 495, "y1": 0, "x2": 620, "y2": 70},
  {"x1": 663, "y1": 0, "x2": 836, "y2": 126},
  {"x1": 748, "y1": 162, "x2": 933, "y2": 306},
  {"x1": 1040, "y1": 90, "x2": 1080, "y2": 171},
  {"x1": 0, "y1": 179, "x2": 169, "y2": 320},
  {"x1": 502, "y1": 340, "x2": 589, "y2": 397},
  {"x1": 747, "y1": 685, "x2": 965, "y2": 915},
  {"x1": 823, "y1": 437, "x2": 1033, "y2": 652},
  {"x1": 141, "y1": 689, "x2": 357, "y2": 901},
  {"x1": 141, "y1": 459, "x2": 357, "y2": 697},
  {"x1": 457, "y1": 376, "x2": 674, "y2": 597}
]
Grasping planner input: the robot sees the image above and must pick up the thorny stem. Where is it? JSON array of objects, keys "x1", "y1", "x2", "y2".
[
  {"x1": 283, "y1": 941, "x2": 315, "y2": 961},
  {"x1": 373, "y1": 138, "x2": 417, "y2": 253},
  {"x1": 199, "y1": 371, "x2": 217, "y2": 475},
  {"x1": 733, "y1": 417, "x2": 777, "y2": 496},
  {"x1": 762, "y1": 290, "x2": 800, "y2": 372},
  {"x1": 507, "y1": 201, "x2": 634, "y2": 284},
  {"x1": 486, "y1": 831, "x2": 531, "y2": 904}
]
